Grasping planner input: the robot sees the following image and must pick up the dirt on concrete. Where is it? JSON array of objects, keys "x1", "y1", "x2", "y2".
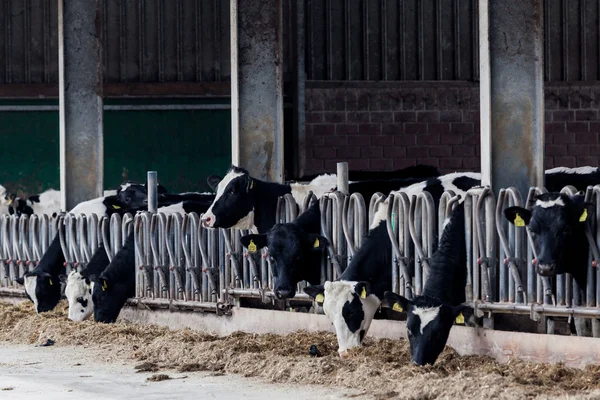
[{"x1": 1, "y1": 301, "x2": 600, "y2": 400}]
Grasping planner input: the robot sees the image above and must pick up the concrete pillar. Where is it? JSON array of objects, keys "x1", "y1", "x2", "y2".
[
  {"x1": 230, "y1": 0, "x2": 284, "y2": 183},
  {"x1": 58, "y1": 0, "x2": 104, "y2": 211},
  {"x1": 479, "y1": 0, "x2": 544, "y2": 197}
]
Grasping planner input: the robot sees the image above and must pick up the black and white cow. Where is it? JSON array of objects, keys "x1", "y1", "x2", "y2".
[
  {"x1": 15, "y1": 183, "x2": 152, "y2": 313},
  {"x1": 504, "y1": 192, "x2": 594, "y2": 291},
  {"x1": 201, "y1": 166, "x2": 338, "y2": 233},
  {"x1": 240, "y1": 200, "x2": 329, "y2": 299},
  {"x1": 383, "y1": 203, "x2": 473, "y2": 366},
  {"x1": 545, "y1": 166, "x2": 600, "y2": 192},
  {"x1": 7, "y1": 189, "x2": 61, "y2": 216},
  {"x1": 299, "y1": 164, "x2": 440, "y2": 182},
  {"x1": 304, "y1": 172, "x2": 481, "y2": 357}
]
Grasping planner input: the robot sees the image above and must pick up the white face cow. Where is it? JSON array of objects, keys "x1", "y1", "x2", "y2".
[
  {"x1": 64, "y1": 271, "x2": 94, "y2": 321},
  {"x1": 305, "y1": 281, "x2": 380, "y2": 357}
]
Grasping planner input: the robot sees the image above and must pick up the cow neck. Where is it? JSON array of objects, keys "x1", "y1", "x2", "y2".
[
  {"x1": 251, "y1": 179, "x2": 292, "y2": 233},
  {"x1": 101, "y1": 232, "x2": 136, "y2": 287},
  {"x1": 35, "y1": 234, "x2": 66, "y2": 276},
  {"x1": 570, "y1": 227, "x2": 589, "y2": 291}
]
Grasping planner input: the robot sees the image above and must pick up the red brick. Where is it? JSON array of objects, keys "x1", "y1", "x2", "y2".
[
  {"x1": 544, "y1": 111, "x2": 553, "y2": 123},
  {"x1": 347, "y1": 135, "x2": 371, "y2": 146},
  {"x1": 590, "y1": 122, "x2": 600, "y2": 132},
  {"x1": 463, "y1": 111, "x2": 480, "y2": 123},
  {"x1": 323, "y1": 159, "x2": 339, "y2": 172},
  {"x1": 546, "y1": 145, "x2": 567, "y2": 157},
  {"x1": 417, "y1": 134, "x2": 441, "y2": 145},
  {"x1": 406, "y1": 147, "x2": 430, "y2": 158},
  {"x1": 394, "y1": 134, "x2": 417, "y2": 146},
  {"x1": 553, "y1": 132, "x2": 576, "y2": 144},
  {"x1": 371, "y1": 135, "x2": 395, "y2": 146},
  {"x1": 553, "y1": 156, "x2": 577, "y2": 167},
  {"x1": 370, "y1": 158, "x2": 394, "y2": 170},
  {"x1": 569, "y1": 92, "x2": 581, "y2": 109},
  {"x1": 307, "y1": 91, "x2": 324, "y2": 111},
  {"x1": 348, "y1": 159, "x2": 370, "y2": 170},
  {"x1": 347, "y1": 112, "x2": 371, "y2": 123},
  {"x1": 463, "y1": 134, "x2": 479, "y2": 145},
  {"x1": 440, "y1": 110, "x2": 463, "y2": 122},
  {"x1": 453, "y1": 145, "x2": 476, "y2": 157},
  {"x1": 545, "y1": 122, "x2": 566, "y2": 134},
  {"x1": 462, "y1": 157, "x2": 480, "y2": 170},
  {"x1": 336, "y1": 124, "x2": 359, "y2": 135},
  {"x1": 337, "y1": 146, "x2": 362, "y2": 159},
  {"x1": 440, "y1": 158, "x2": 463, "y2": 169},
  {"x1": 379, "y1": 93, "x2": 392, "y2": 111},
  {"x1": 394, "y1": 111, "x2": 417, "y2": 122},
  {"x1": 358, "y1": 124, "x2": 382, "y2": 135},
  {"x1": 576, "y1": 156, "x2": 599, "y2": 166},
  {"x1": 402, "y1": 93, "x2": 417, "y2": 110},
  {"x1": 383, "y1": 146, "x2": 407, "y2": 158},
  {"x1": 371, "y1": 112, "x2": 394, "y2": 123},
  {"x1": 566, "y1": 122, "x2": 589, "y2": 132},
  {"x1": 393, "y1": 158, "x2": 418, "y2": 169},
  {"x1": 381, "y1": 123, "x2": 405, "y2": 135},
  {"x1": 428, "y1": 123, "x2": 450, "y2": 134},
  {"x1": 474, "y1": 145, "x2": 481, "y2": 157},
  {"x1": 404, "y1": 123, "x2": 427, "y2": 134},
  {"x1": 552, "y1": 110, "x2": 574, "y2": 122},
  {"x1": 441, "y1": 133, "x2": 463, "y2": 145},
  {"x1": 545, "y1": 157, "x2": 555, "y2": 169},
  {"x1": 306, "y1": 112, "x2": 324, "y2": 124},
  {"x1": 417, "y1": 111, "x2": 440, "y2": 123},
  {"x1": 567, "y1": 144, "x2": 590, "y2": 156},
  {"x1": 313, "y1": 124, "x2": 335, "y2": 136},
  {"x1": 313, "y1": 147, "x2": 337, "y2": 159},
  {"x1": 310, "y1": 136, "x2": 325, "y2": 146},
  {"x1": 430, "y1": 146, "x2": 452, "y2": 157},
  {"x1": 357, "y1": 92, "x2": 370, "y2": 111},
  {"x1": 361, "y1": 147, "x2": 383, "y2": 158},
  {"x1": 324, "y1": 135, "x2": 348, "y2": 147},
  {"x1": 580, "y1": 88, "x2": 593, "y2": 108},
  {"x1": 305, "y1": 159, "x2": 324, "y2": 172},
  {"x1": 323, "y1": 112, "x2": 346, "y2": 123},
  {"x1": 346, "y1": 90, "x2": 358, "y2": 111},
  {"x1": 450, "y1": 122, "x2": 474, "y2": 134},
  {"x1": 576, "y1": 110, "x2": 598, "y2": 121},
  {"x1": 415, "y1": 158, "x2": 440, "y2": 168},
  {"x1": 575, "y1": 132, "x2": 599, "y2": 144}
]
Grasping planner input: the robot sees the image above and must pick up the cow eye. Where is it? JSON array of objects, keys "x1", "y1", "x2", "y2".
[{"x1": 76, "y1": 297, "x2": 83, "y2": 303}]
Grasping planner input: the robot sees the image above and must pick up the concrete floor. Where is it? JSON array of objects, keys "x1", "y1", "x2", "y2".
[{"x1": 0, "y1": 344, "x2": 356, "y2": 400}]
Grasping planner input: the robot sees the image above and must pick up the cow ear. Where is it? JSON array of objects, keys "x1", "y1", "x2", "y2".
[
  {"x1": 41, "y1": 272, "x2": 54, "y2": 286},
  {"x1": 569, "y1": 195, "x2": 595, "y2": 223},
  {"x1": 504, "y1": 206, "x2": 530, "y2": 227},
  {"x1": 207, "y1": 175, "x2": 222, "y2": 192},
  {"x1": 354, "y1": 282, "x2": 371, "y2": 300},
  {"x1": 240, "y1": 234, "x2": 267, "y2": 253},
  {"x1": 452, "y1": 304, "x2": 475, "y2": 326},
  {"x1": 15, "y1": 276, "x2": 24, "y2": 285},
  {"x1": 99, "y1": 277, "x2": 109, "y2": 292},
  {"x1": 304, "y1": 285, "x2": 325, "y2": 306},
  {"x1": 382, "y1": 291, "x2": 410, "y2": 313},
  {"x1": 307, "y1": 234, "x2": 328, "y2": 251}
]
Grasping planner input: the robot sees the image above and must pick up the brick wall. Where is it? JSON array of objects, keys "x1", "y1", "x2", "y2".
[{"x1": 303, "y1": 82, "x2": 600, "y2": 176}]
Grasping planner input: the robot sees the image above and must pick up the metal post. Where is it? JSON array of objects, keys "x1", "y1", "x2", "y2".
[
  {"x1": 147, "y1": 171, "x2": 158, "y2": 214},
  {"x1": 479, "y1": 0, "x2": 544, "y2": 196},
  {"x1": 58, "y1": 0, "x2": 104, "y2": 211},
  {"x1": 292, "y1": 0, "x2": 306, "y2": 178},
  {"x1": 230, "y1": 0, "x2": 284, "y2": 183},
  {"x1": 337, "y1": 162, "x2": 349, "y2": 196}
]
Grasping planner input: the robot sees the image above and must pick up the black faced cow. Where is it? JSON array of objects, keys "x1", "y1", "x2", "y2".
[
  {"x1": 504, "y1": 192, "x2": 594, "y2": 291},
  {"x1": 240, "y1": 200, "x2": 329, "y2": 299},
  {"x1": 383, "y1": 203, "x2": 473, "y2": 366},
  {"x1": 304, "y1": 172, "x2": 481, "y2": 357}
]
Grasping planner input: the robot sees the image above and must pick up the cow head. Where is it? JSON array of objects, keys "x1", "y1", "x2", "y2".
[
  {"x1": 202, "y1": 167, "x2": 256, "y2": 230},
  {"x1": 64, "y1": 271, "x2": 94, "y2": 321},
  {"x1": 115, "y1": 181, "x2": 167, "y2": 212},
  {"x1": 240, "y1": 226, "x2": 328, "y2": 299},
  {"x1": 90, "y1": 274, "x2": 128, "y2": 323},
  {"x1": 15, "y1": 271, "x2": 61, "y2": 313},
  {"x1": 304, "y1": 281, "x2": 380, "y2": 357},
  {"x1": 504, "y1": 193, "x2": 594, "y2": 278},
  {"x1": 383, "y1": 292, "x2": 473, "y2": 366}
]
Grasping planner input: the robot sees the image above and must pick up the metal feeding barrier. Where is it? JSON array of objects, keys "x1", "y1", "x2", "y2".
[{"x1": 2, "y1": 166, "x2": 600, "y2": 338}]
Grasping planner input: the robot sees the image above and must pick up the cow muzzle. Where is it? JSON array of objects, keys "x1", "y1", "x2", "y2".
[
  {"x1": 537, "y1": 263, "x2": 556, "y2": 276},
  {"x1": 201, "y1": 213, "x2": 215, "y2": 228}
]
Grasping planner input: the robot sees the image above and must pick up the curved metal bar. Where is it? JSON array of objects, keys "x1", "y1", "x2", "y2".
[
  {"x1": 385, "y1": 192, "x2": 413, "y2": 298},
  {"x1": 183, "y1": 213, "x2": 201, "y2": 301},
  {"x1": 134, "y1": 212, "x2": 154, "y2": 298},
  {"x1": 151, "y1": 213, "x2": 169, "y2": 298},
  {"x1": 166, "y1": 213, "x2": 186, "y2": 301},
  {"x1": 301, "y1": 191, "x2": 317, "y2": 214},
  {"x1": 408, "y1": 191, "x2": 435, "y2": 294},
  {"x1": 342, "y1": 193, "x2": 366, "y2": 258}
]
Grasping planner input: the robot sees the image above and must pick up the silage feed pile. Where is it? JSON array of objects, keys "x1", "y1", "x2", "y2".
[{"x1": 1, "y1": 302, "x2": 600, "y2": 400}]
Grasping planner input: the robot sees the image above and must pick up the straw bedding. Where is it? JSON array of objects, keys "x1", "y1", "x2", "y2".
[{"x1": 1, "y1": 301, "x2": 599, "y2": 399}]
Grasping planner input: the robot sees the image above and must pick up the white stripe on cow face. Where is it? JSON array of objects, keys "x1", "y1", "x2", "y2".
[
  {"x1": 322, "y1": 281, "x2": 381, "y2": 356},
  {"x1": 535, "y1": 198, "x2": 565, "y2": 208},
  {"x1": 202, "y1": 170, "x2": 245, "y2": 228},
  {"x1": 413, "y1": 306, "x2": 442, "y2": 334},
  {"x1": 65, "y1": 271, "x2": 93, "y2": 321},
  {"x1": 24, "y1": 276, "x2": 39, "y2": 312}
]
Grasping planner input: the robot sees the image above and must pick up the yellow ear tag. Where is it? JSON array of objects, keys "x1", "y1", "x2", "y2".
[
  {"x1": 360, "y1": 287, "x2": 367, "y2": 299},
  {"x1": 313, "y1": 238, "x2": 320, "y2": 248},
  {"x1": 514, "y1": 213, "x2": 526, "y2": 227},
  {"x1": 249, "y1": 180, "x2": 254, "y2": 190},
  {"x1": 247, "y1": 240, "x2": 257, "y2": 253},
  {"x1": 48, "y1": 279, "x2": 53, "y2": 286},
  {"x1": 393, "y1": 302, "x2": 403, "y2": 312},
  {"x1": 580, "y1": 209, "x2": 588, "y2": 222},
  {"x1": 455, "y1": 312, "x2": 465, "y2": 324},
  {"x1": 102, "y1": 281, "x2": 107, "y2": 291},
  {"x1": 112, "y1": 204, "x2": 121, "y2": 209},
  {"x1": 315, "y1": 293, "x2": 325, "y2": 303}
]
